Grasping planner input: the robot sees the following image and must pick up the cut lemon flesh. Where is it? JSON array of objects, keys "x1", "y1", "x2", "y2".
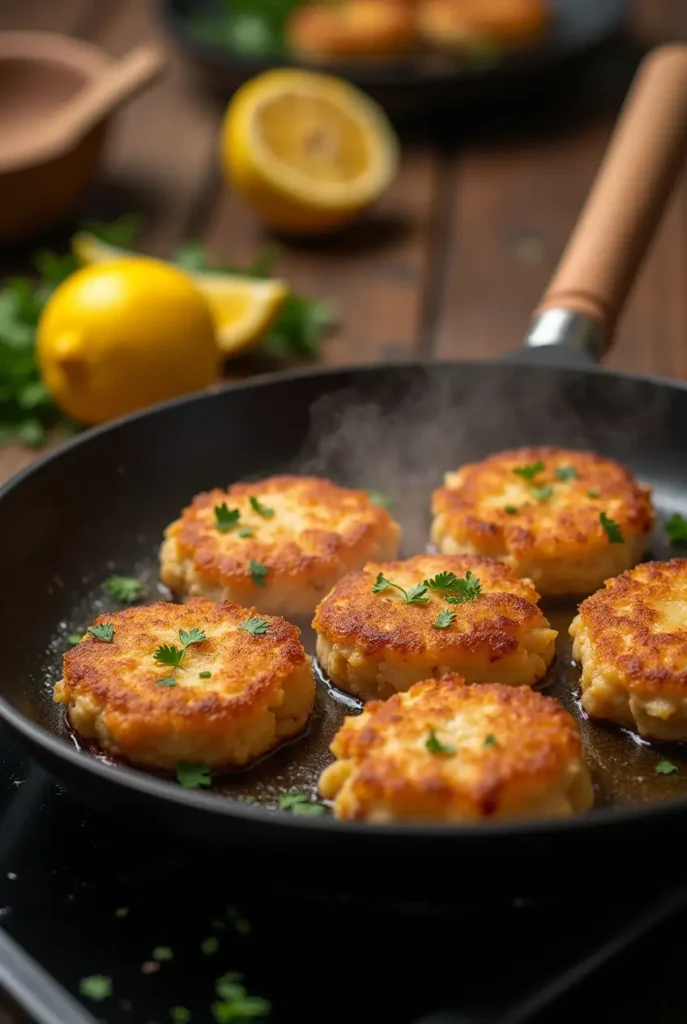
[
  {"x1": 221, "y1": 69, "x2": 399, "y2": 234},
  {"x1": 71, "y1": 233, "x2": 287, "y2": 358}
]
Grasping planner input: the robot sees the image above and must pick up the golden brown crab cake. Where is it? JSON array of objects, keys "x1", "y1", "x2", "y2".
[
  {"x1": 312, "y1": 554, "x2": 556, "y2": 701},
  {"x1": 417, "y1": 0, "x2": 550, "y2": 53},
  {"x1": 431, "y1": 447, "x2": 653, "y2": 598},
  {"x1": 570, "y1": 559, "x2": 687, "y2": 741},
  {"x1": 53, "y1": 598, "x2": 314, "y2": 771},
  {"x1": 160, "y1": 475, "x2": 400, "y2": 617},
  {"x1": 287, "y1": 2, "x2": 416, "y2": 61},
  {"x1": 318, "y1": 674, "x2": 593, "y2": 822}
]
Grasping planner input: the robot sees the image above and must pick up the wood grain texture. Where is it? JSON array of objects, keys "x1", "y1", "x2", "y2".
[{"x1": 203, "y1": 148, "x2": 439, "y2": 365}]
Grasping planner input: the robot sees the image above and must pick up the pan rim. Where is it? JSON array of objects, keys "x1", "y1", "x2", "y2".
[{"x1": 3, "y1": 356, "x2": 687, "y2": 841}]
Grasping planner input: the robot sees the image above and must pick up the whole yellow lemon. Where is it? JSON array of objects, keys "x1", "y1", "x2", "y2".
[{"x1": 37, "y1": 258, "x2": 219, "y2": 425}]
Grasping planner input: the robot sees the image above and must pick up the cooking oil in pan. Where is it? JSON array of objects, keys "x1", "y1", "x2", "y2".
[{"x1": 40, "y1": 528, "x2": 687, "y2": 816}]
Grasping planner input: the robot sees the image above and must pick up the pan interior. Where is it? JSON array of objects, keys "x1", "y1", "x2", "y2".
[{"x1": 3, "y1": 361, "x2": 687, "y2": 817}]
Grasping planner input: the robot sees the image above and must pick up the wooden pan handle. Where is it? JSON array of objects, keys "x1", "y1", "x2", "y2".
[{"x1": 536, "y1": 45, "x2": 687, "y2": 337}]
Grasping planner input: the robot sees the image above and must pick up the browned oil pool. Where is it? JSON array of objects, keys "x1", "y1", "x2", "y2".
[{"x1": 41, "y1": 526, "x2": 687, "y2": 816}]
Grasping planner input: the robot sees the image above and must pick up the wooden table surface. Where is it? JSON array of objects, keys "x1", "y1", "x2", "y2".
[
  {"x1": 0, "y1": 4, "x2": 687, "y2": 1020},
  {"x1": 1, "y1": 0, "x2": 686, "y2": 488}
]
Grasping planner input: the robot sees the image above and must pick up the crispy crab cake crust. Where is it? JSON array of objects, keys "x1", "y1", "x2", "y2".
[
  {"x1": 313, "y1": 554, "x2": 556, "y2": 701},
  {"x1": 160, "y1": 475, "x2": 400, "y2": 617},
  {"x1": 287, "y1": 1, "x2": 416, "y2": 60},
  {"x1": 54, "y1": 598, "x2": 314, "y2": 771},
  {"x1": 570, "y1": 559, "x2": 687, "y2": 741},
  {"x1": 431, "y1": 447, "x2": 653, "y2": 597},
  {"x1": 318, "y1": 674, "x2": 593, "y2": 822},
  {"x1": 417, "y1": 0, "x2": 550, "y2": 52}
]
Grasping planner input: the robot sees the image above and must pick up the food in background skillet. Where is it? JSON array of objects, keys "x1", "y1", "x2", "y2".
[
  {"x1": 54, "y1": 599, "x2": 314, "y2": 771},
  {"x1": 570, "y1": 559, "x2": 687, "y2": 742},
  {"x1": 417, "y1": 0, "x2": 550, "y2": 55},
  {"x1": 318, "y1": 674, "x2": 593, "y2": 822},
  {"x1": 160, "y1": 475, "x2": 400, "y2": 617},
  {"x1": 286, "y1": 2, "x2": 417, "y2": 62},
  {"x1": 431, "y1": 447, "x2": 654, "y2": 598},
  {"x1": 312, "y1": 554, "x2": 556, "y2": 701}
]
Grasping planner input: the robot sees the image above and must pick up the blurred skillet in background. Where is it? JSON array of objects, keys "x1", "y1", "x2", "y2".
[{"x1": 161, "y1": 0, "x2": 629, "y2": 112}]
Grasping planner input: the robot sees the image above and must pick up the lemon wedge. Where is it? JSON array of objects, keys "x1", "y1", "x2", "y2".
[
  {"x1": 72, "y1": 232, "x2": 287, "y2": 358},
  {"x1": 220, "y1": 68, "x2": 399, "y2": 235}
]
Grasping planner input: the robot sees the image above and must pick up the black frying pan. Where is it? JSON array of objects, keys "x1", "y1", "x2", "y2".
[{"x1": 2, "y1": 46, "x2": 687, "y2": 903}]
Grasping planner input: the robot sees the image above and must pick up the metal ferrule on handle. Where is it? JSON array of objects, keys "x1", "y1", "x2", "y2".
[{"x1": 525, "y1": 309, "x2": 607, "y2": 360}]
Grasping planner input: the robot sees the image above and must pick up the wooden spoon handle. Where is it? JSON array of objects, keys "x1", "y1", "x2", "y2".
[
  {"x1": 536, "y1": 44, "x2": 687, "y2": 337},
  {"x1": 62, "y1": 44, "x2": 166, "y2": 141}
]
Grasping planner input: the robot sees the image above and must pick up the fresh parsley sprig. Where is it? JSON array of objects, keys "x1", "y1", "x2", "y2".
[
  {"x1": 155, "y1": 628, "x2": 206, "y2": 671},
  {"x1": 432, "y1": 609, "x2": 456, "y2": 629},
  {"x1": 88, "y1": 624, "x2": 114, "y2": 643},
  {"x1": 176, "y1": 761, "x2": 211, "y2": 788},
  {"x1": 241, "y1": 616, "x2": 270, "y2": 635},
  {"x1": 512, "y1": 461, "x2": 545, "y2": 481},
  {"x1": 215, "y1": 503, "x2": 240, "y2": 532},
  {"x1": 666, "y1": 513, "x2": 687, "y2": 545},
  {"x1": 424, "y1": 570, "x2": 482, "y2": 605},
  {"x1": 249, "y1": 560, "x2": 269, "y2": 587},
  {"x1": 372, "y1": 573, "x2": 429, "y2": 605},
  {"x1": 277, "y1": 792, "x2": 326, "y2": 816},
  {"x1": 555, "y1": 465, "x2": 579, "y2": 481},
  {"x1": 103, "y1": 575, "x2": 142, "y2": 604},
  {"x1": 600, "y1": 512, "x2": 623, "y2": 544},
  {"x1": 249, "y1": 495, "x2": 274, "y2": 518},
  {"x1": 425, "y1": 729, "x2": 456, "y2": 755}
]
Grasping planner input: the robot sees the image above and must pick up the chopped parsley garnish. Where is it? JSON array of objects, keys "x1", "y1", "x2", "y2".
[
  {"x1": 241, "y1": 616, "x2": 270, "y2": 635},
  {"x1": 504, "y1": 505, "x2": 518, "y2": 515},
  {"x1": 152, "y1": 946, "x2": 173, "y2": 962},
  {"x1": 214, "y1": 503, "x2": 240, "y2": 532},
  {"x1": 367, "y1": 489, "x2": 391, "y2": 508},
  {"x1": 600, "y1": 512, "x2": 623, "y2": 544},
  {"x1": 115, "y1": 907, "x2": 129, "y2": 918},
  {"x1": 238, "y1": 526, "x2": 254, "y2": 538},
  {"x1": 180, "y1": 628, "x2": 205, "y2": 647},
  {"x1": 170, "y1": 1008, "x2": 191, "y2": 1024},
  {"x1": 201, "y1": 936, "x2": 219, "y2": 955},
  {"x1": 68, "y1": 632, "x2": 82, "y2": 646},
  {"x1": 555, "y1": 465, "x2": 579, "y2": 481},
  {"x1": 249, "y1": 495, "x2": 274, "y2": 518},
  {"x1": 656, "y1": 759, "x2": 678, "y2": 775},
  {"x1": 425, "y1": 728, "x2": 456, "y2": 755},
  {"x1": 79, "y1": 975, "x2": 112, "y2": 1002},
  {"x1": 424, "y1": 570, "x2": 482, "y2": 604},
  {"x1": 666, "y1": 513, "x2": 687, "y2": 545},
  {"x1": 250, "y1": 560, "x2": 269, "y2": 587},
  {"x1": 156, "y1": 677, "x2": 177, "y2": 687},
  {"x1": 213, "y1": 973, "x2": 271, "y2": 1023},
  {"x1": 372, "y1": 572, "x2": 428, "y2": 604},
  {"x1": 512, "y1": 461, "x2": 545, "y2": 481},
  {"x1": 432, "y1": 609, "x2": 456, "y2": 629},
  {"x1": 155, "y1": 628, "x2": 206, "y2": 669},
  {"x1": 484, "y1": 734, "x2": 498, "y2": 748},
  {"x1": 104, "y1": 575, "x2": 142, "y2": 603},
  {"x1": 277, "y1": 791, "x2": 326, "y2": 815},
  {"x1": 199, "y1": 670, "x2": 212, "y2": 678},
  {"x1": 587, "y1": 490, "x2": 600, "y2": 499},
  {"x1": 531, "y1": 485, "x2": 553, "y2": 502},
  {"x1": 176, "y1": 762, "x2": 211, "y2": 789},
  {"x1": 88, "y1": 624, "x2": 114, "y2": 643}
]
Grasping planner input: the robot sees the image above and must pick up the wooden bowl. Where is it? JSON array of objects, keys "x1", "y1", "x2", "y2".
[{"x1": 0, "y1": 33, "x2": 138, "y2": 245}]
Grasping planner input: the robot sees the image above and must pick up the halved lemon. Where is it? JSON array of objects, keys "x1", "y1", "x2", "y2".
[
  {"x1": 220, "y1": 68, "x2": 400, "y2": 235},
  {"x1": 71, "y1": 233, "x2": 287, "y2": 358}
]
